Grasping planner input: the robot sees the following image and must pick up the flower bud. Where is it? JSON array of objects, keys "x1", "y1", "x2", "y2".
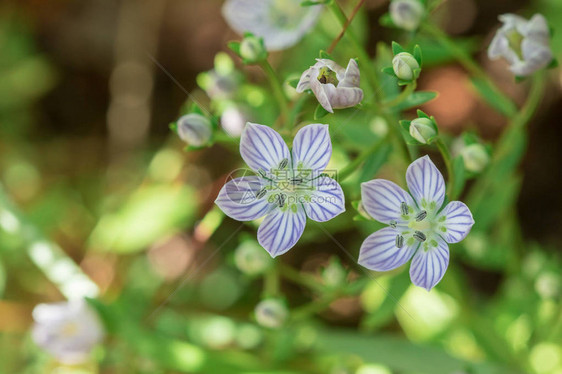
[
  {"x1": 234, "y1": 240, "x2": 272, "y2": 276},
  {"x1": 176, "y1": 113, "x2": 212, "y2": 147},
  {"x1": 409, "y1": 117, "x2": 437, "y2": 144},
  {"x1": 322, "y1": 258, "x2": 347, "y2": 288},
  {"x1": 240, "y1": 35, "x2": 267, "y2": 64},
  {"x1": 392, "y1": 52, "x2": 420, "y2": 81},
  {"x1": 254, "y1": 299, "x2": 288, "y2": 329},
  {"x1": 461, "y1": 143, "x2": 489, "y2": 173},
  {"x1": 389, "y1": 0, "x2": 424, "y2": 31}
]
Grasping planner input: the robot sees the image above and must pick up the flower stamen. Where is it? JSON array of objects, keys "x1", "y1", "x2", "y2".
[
  {"x1": 413, "y1": 230, "x2": 426, "y2": 242},
  {"x1": 400, "y1": 202, "x2": 409, "y2": 215},
  {"x1": 415, "y1": 210, "x2": 427, "y2": 221},
  {"x1": 395, "y1": 234, "x2": 404, "y2": 248}
]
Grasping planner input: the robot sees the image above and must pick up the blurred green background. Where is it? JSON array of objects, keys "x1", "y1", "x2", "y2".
[{"x1": 0, "y1": 0, "x2": 561, "y2": 373}]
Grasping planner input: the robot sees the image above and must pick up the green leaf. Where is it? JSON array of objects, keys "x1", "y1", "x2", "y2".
[
  {"x1": 391, "y1": 41, "x2": 405, "y2": 55},
  {"x1": 413, "y1": 44, "x2": 423, "y2": 66},
  {"x1": 358, "y1": 143, "x2": 392, "y2": 183},
  {"x1": 470, "y1": 77, "x2": 517, "y2": 117},
  {"x1": 381, "y1": 66, "x2": 396, "y2": 76},
  {"x1": 452, "y1": 155, "x2": 466, "y2": 198},
  {"x1": 314, "y1": 104, "x2": 330, "y2": 120},
  {"x1": 394, "y1": 91, "x2": 438, "y2": 111}
]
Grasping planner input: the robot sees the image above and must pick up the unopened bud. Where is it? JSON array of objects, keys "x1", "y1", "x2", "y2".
[
  {"x1": 389, "y1": 0, "x2": 424, "y2": 31},
  {"x1": 254, "y1": 299, "x2": 288, "y2": 329},
  {"x1": 234, "y1": 241, "x2": 272, "y2": 276},
  {"x1": 409, "y1": 117, "x2": 437, "y2": 144},
  {"x1": 240, "y1": 35, "x2": 267, "y2": 64},
  {"x1": 392, "y1": 52, "x2": 420, "y2": 81},
  {"x1": 461, "y1": 143, "x2": 489, "y2": 173},
  {"x1": 322, "y1": 258, "x2": 347, "y2": 288},
  {"x1": 176, "y1": 113, "x2": 212, "y2": 147}
]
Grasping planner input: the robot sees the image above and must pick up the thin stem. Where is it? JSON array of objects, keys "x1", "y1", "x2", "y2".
[
  {"x1": 382, "y1": 82, "x2": 417, "y2": 109},
  {"x1": 436, "y1": 137, "x2": 455, "y2": 199},
  {"x1": 259, "y1": 60, "x2": 290, "y2": 129},
  {"x1": 421, "y1": 22, "x2": 517, "y2": 117},
  {"x1": 263, "y1": 262, "x2": 280, "y2": 298},
  {"x1": 327, "y1": 0, "x2": 367, "y2": 54},
  {"x1": 339, "y1": 136, "x2": 386, "y2": 181},
  {"x1": 278, "y1": 263, "x2": 325, "y2": 293}
]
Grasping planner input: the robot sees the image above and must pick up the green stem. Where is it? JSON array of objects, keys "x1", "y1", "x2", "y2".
[
  {"x1": 259, "y1": 60, "x2": 290, "y2": 129},
  {"x1": 263, "y1": 262, "x2": 280, "y2": 298},
  {"x1": 421, "y1": 22, "x2": 517, "y2": 117},
  {"x1": 339, "y1": 136, "x2": 386, "y2": 181},
  {"x1": 278, "y1": 263, "x2": 325, "y2": 293},
  {"x1": 435, "y1": 137, "x2": 455, "y2": 199},
  {"x1": 382, "y1": 82, "x2": 417, "y2": 109}
]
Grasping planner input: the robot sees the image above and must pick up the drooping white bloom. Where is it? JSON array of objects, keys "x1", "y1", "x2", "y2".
[
  {"x1": 32, "y1": 299, "x2": 105, "y2": 364},
  {"x1": 296, "y1": 59, "x2": 364, "y2": 113},
  {"x1": 358, "y1": 156, "x2": 475, "y2": 291},
  {"x1": 389, "y1": 0, "x2": 424, "y2": 31},
  {"x1": 222, "y1": 0, "x2": 323, "y2": 51},
  {"x1": 215, "y1": 123, "x2": 345, "y2": 257},
  {"x1": 488, "y1": 14, "x2": 553, "y2": 77},
  {"x1": 176, "y1": 113, "x2": 212, "y2": 147}
]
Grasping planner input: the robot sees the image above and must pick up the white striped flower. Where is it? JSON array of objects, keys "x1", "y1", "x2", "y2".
[
  {"x1": 31, "y1": 299, "x2": 105, "y2": 364},
  {"x1": 296, "y1": 59, "x2": 364, "y2": 113},
  {"x1": 222, "y1": 0, "x2": 323, "y2": 51},
  {"x1": 358, "y1": 156, "x2": 474, "y2": 291},
  {"x1": 215, "y1": 123, "x2": 345, "y2": 257},
  {"x1": 488, "y1": 14, "x2": 553, "y2": 77}
]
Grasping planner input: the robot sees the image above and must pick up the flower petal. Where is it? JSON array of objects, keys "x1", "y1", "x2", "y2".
[
  {"x1": 361, "y1": 179, "x2": 415, "y2": 224},
  {"x1": 215, "y1": 176, "x2": 273, "y2": 221},
  {"x1": 409, "y1": 238, "x2": 449, "y2": 291},
  {"x1": 309, "y1": 68, "x2": 334, "y2": 113},
  {"x1": 437, "y1": 201, "x2": 475, "y2": 243},
  {"x1": 258, "y1": 206, "x2": 306, "y2": 257},
  {"x1": 291, "y1": 124, "x2": 332, "y2": 172},
  {"x1": 524, "y1": 14, "x2": 550, "y2": 43},
  {"x1": 296, "y1": 67, "x2": 312, "y2": 93},
  {"x1": 240, "y1": 123, "x2": 290, "y2": 173},
  {"x1": 406, "y1": 155, "x2": 446, "y2": 211},
  {"x1": 358, "y1": 227, "x2": 418, "y2": 271},
  {"x1": 338, "y1": 59, "x2": 360, "y2": 88},
  {"x1": 304, "y1": 176, "x2": 345, "y2": 222},
  {"x1": 322, "y1": 84, "x2": 363, "y2": 109}
]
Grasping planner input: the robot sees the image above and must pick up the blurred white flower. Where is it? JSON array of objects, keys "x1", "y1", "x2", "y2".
[
  {"x1": 254, "y1": 299, "x2": 288, "y2": 328},
  {"x1": 460, "y1": 143, "x2": 489, "y2": 173},
  {"x1": 488, "y1": 14, "x2": 553, "y2": 77},
  {"x1": 389, "y1": 0, "x2": 424, "y2": 31},
  {"x1": 222, "y1": 0, "x2": 322, "y2": 51},
  {"x1": 220, "y1": 106, "x2": 247, "y2": 137},
  {"x1": 32, "y1": 299, "x2": 104, "y2": 364},
  {"x1": 177, "y1": 113, "x2": 212, "y2": 147},
  {"x1": 296, "y1": 59, "x2": 364, "y2": 113}
]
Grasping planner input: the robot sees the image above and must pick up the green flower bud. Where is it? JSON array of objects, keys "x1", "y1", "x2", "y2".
[
  {"x1": 254, "y1": 299, "x2": 288, "y2": 329},
  {"x1": 461, "y1": 143, "x2": 489, "y2": 173},
  {"x1": 240, "y1": 35, "x2": 267, "y2": 64},
  {"x1": 392, "y1": 52, "x2": 420, "y2": 81},
  {"x1": 176, "y1": 113, "x2": 212, "y2": 147},
  {"x1": 234, "y1": 240, "x2": 272, "y2": 276},
  {"x1": 409, "y1": 117, "x2": 437, "y2": 144}
]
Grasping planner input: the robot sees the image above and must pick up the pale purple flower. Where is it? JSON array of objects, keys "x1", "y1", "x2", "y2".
[
  {"x1": 222, "y1": 0, "x2": 322, "y2": 51},
  {"x1": 296, "y1": 59, "x2": 364, "y2": 113},
  {"x1": 488, "y1": 14, "x2": 553, "y2": 77},
  {"x1": 358, "y1": 156, "x2": 474, "y2": 291},
  {"x1": 215, "y1": 123, "x2": 345, "y2": 257},
  {"x1": 32, "y1": 299, "x2": 105, "y2": 364}
]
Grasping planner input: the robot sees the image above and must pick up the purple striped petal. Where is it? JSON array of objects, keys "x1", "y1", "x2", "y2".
[
  {"x1": 291, "y1": 124, "x2": 332, "y2": 172},
  {"x1": 258, "y1": 206, "x2": 307, "y2": 257},
  {"x1": 304, "y1": 176, "x2": 345, "y2": 222},
  {"x1": 215, "y1": 176, "x2": 273, "y2": 221},
  {"x1": 406, "y1": 155, "x2": 446, "y2": 210},
  {"x1": 437, "y1": 201, "x2": 475, "y2": 243},
  {"x1": 309, "y1": 67, "x2": 334, "y2": 113},
  {"x1": 361, "y1": 179, "x2": 415, "y2": 224},
  {"x1": 240, "y1": 123, "x2": 290, "y2": 173},
  {"x1": 358, "y1": 227, "x2": 418, "y2": 271},
  {"x1": 409, "y1": 238, "x2": 449, "y2": 291}
]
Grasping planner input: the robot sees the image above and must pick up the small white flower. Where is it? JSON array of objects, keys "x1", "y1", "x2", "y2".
[
  {"x1": 32, "y1": 299, "x2": 104, "y2": 364},
  {"x1": 409, "y1": 117, "x2": 437, "y2": 144},
  {"x1": 389, "y1": 0, "x2": 424, "y2": 31},
  {"x1": 222, "y1": 0, "x2": 322, "y2": 51},
  {"x1": 177, "y1": 113, "x2": 212, "y2": 147},
  {"x1": 296, "y1": 59, "x2": 364, "y2": 113},
  {"x1": 221, "y1": 106, "x2": 247, "y2": 137},
  {"x1": 392, "y1": 52, "x2": 420, "y2": 81},
  {"x1": 488, "y1": 14, "x2": 553, "y2": 77}
]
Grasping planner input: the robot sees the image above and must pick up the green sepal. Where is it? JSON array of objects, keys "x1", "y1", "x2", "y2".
[
  {"x1": 314, "y1": 104, "x2": 330, "y2": 120},
  {"x1": 169, "y1": 122, "x2": 177, "y2": 133},
  {"x1": 413, "y1": 68, "x2": 422, "y2": 80},
  {"x1": 547, "y1": 58, "x2": 558, "y2": 69},
  {"x1": 287, "y1": 77, "x2": 300, "y2": 89},
  {"x1": 227, "y1": 41, "x2": 241, "y2": 56},
  {"x1": 413, "y1": 45, "x2": 423, "y2": 66},
  {"x1": 381, "y1": 66, "x2": 396, "y2": 77},
  {"x1": 392, "y1": 41, "x2": 405, "y2": 55},
  {"x1": 397, "y1": 79, "x2": 412, "y2": 86},
  {"x1": 379, "y1": 13, "x2": 395, "y2": 28},
  {"x1": 399, "y1": 120, "x2": 411, "y2": 132},
  {"x1": 416, "y1": 109, "x2": 430, "y2": 118},
  {"x1": 319, "y1": 50, "x2": 332, "y2": 59}
]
